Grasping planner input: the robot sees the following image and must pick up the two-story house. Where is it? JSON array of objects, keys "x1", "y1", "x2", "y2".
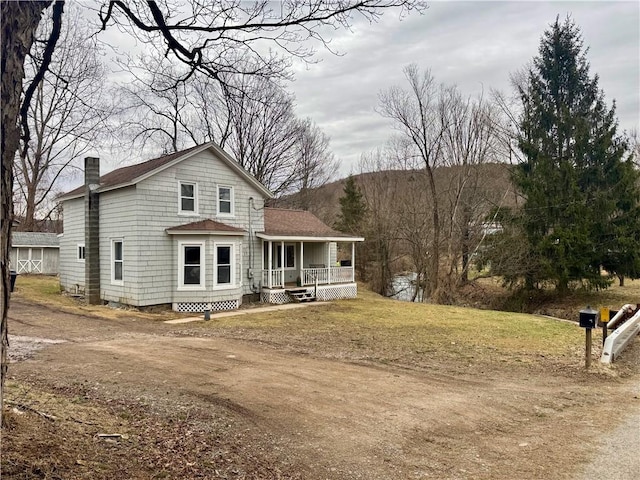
[{"x1": 58, "y1": 142, "x2": 363, "y2": 312}]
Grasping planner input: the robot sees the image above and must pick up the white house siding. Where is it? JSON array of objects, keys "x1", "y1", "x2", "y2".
[
  {"x1": 330, "y1": 242, "x2": 338, "y2": 265},
  {"x1": 302, "y1": 243, "x2": 328, "y2": 267},
  {"x1": 98, "y1": 187, "x2": 139, "y2": 305},
  {"x1": 134, "y1": 149, "x2": 266, "y2": 307},
  {"x1": 60, "y1": 198, "x2": 85, "y2": 290}
]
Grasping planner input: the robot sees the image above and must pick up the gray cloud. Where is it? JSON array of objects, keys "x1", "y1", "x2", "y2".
[{"x1": 291, "y1": 1, "x2": 640, "y2": 175}]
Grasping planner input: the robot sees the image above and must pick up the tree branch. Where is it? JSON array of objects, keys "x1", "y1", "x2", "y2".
[{"x1": 20, "y1": 0, "x2": 64, "y2": 147}]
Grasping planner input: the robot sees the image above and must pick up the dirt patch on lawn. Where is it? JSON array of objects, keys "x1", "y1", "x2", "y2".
[{"x1": 3, "y1": 299, "x2": 640, "y2": 479}]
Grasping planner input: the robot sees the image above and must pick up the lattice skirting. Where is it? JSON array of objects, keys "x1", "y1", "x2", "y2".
[
  {"x1": 173, "y1": 299, "x2": 239, "y2": 313},
  {"x1": 262, "y1": 283, "x2": 358, "y2": 304},
  {"x1": 316, "y1": 284, "x2": 357, "y2": 301},
  {"x1": 261, "y1": 290, "x2": 291, "y2": 304}
]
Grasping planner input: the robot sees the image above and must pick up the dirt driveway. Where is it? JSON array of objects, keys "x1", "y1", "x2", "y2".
[{"x1": 4, "y1": 299, "x2": 640, "y2": 479}]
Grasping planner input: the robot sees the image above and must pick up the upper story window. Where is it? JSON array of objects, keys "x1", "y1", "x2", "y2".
[
  {"x1": 179, "y1": 181, "x2": 197, "y2": 214},
  {"x1": 77, "y1": 243, "x2": 85, "y2": 262},
  {"x1": 217, "y1": 185, "x2": 234, "y2": 216}
]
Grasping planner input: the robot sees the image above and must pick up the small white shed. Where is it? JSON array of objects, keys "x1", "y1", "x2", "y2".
[{"x1": 10, "y1": 232, "x2": 60, "y2": 274}]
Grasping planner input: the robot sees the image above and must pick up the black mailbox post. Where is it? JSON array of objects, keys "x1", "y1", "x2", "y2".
[{"x1": 579, "y1": 306, "x2": 599, "y2": 368}]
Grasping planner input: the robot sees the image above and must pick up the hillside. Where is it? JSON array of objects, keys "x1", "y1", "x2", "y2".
[{"x1": 271, "y1": 162, "x2": 519, "y2": 227}]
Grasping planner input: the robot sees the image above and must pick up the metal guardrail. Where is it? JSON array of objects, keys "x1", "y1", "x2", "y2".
[{"x1": 601, "y1": 307, "x2": 640, "y2": 364}]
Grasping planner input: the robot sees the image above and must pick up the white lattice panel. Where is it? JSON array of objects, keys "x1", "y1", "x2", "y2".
[
  {"x1": 261, "y1": 290, "x2": 291, "y2": 304},
  {"x1": 212, "y1": 300, "x2": 239, "y2": 311},
  {"x1": 261, "y1": 284, "x2": 357, "y2": 304},
  {"x1": 174, "y1": 300, "x2": 239, "y2": 313},
  {"x1": 317, "y1": 284, "x2": 357, "y2": 301}
]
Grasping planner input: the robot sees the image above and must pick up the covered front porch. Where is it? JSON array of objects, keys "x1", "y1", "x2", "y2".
[
  {"x1": 259, "y1": 239, "x2": 357, "y2": 289},
  {"x1": 257, "y1": 208, "x2": 364, "y2": 304}
]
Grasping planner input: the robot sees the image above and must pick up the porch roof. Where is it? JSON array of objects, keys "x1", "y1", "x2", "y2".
[
  {"x1": 258, "y1": 207, "x2": 363, "y2": 242},
  {"x1": 166, "y1": 219, "x2": 246, "y2": 235}
]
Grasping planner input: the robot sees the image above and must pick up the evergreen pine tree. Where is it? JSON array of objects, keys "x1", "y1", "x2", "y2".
[
  {"x1": 335, "y1": 175, "x2": 367, "y2": 235},
  {"x1": 515, "y1": 16, "x2": 635, "y2": 293}
]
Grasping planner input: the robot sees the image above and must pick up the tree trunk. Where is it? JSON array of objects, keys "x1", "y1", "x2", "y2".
[
  {"x1": 424, "y1": 167, "x2": 440, "y2": 298},
  {"x1": 618, "y1": 274, "x2": 625, "y2": 287},
  {"x1": 1, "y1": 0, "x2": 51, "y2": 428}
]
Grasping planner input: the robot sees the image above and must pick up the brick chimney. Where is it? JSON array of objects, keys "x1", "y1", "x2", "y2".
[{"x1": 84, "y1": 157, "x2": 100, "y2": 304}]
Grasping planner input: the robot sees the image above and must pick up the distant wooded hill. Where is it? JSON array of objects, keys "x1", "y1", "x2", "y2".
[{"x1": 271, "y1": 162, "x2": 518, "y2": 228}]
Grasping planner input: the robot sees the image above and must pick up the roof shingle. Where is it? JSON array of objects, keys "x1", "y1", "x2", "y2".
[
  {"x1": 60, "y1": 144, "x2": 206, "y2": 199},
  {"x1": 11, "y1": 232, "x2": 60, "y2": 247},
  {"x1": 262, "y1": 208, "x2": 353, "y2": 237},
  {"x1": 166, "y1": 219, "x2": 245, "y2": 234}
]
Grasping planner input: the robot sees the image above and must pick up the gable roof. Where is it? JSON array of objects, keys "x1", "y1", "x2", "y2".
[
  {"x1": 258, "y1": 208, "x2": 363, "y2": 241},
  {"x1": 58, "y1": 142, "x2": 272, "y2": 201},
  {"x1": 166, "y1": 219, "x2": 245, "y2": 235},
  {"x1": 11, "y1": 232, "x2": 60, "y2": 248}
]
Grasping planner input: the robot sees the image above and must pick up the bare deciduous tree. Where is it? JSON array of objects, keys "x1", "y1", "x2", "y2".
[
  {"x1": 118, "y1": 57, "x2": 203, "y2": 154},
  {"x1": 223, "y1": 75, "x2": 301, "y2": 195},
  {"x1": 439, "y1": 88, "x2": 502, "y2": 289},
  {"x1": 378, "y1": 65, "x2": 448, "y2": 299},
  {"x1": 120, "y1": 70, "x2": 338, "y2": 197},
  {"x1": 97, "y1": 1, "x2": 423, "y2": 87},
  {"x1": 289, "y1": 118, "x2": 339, "y2": 209},
  {"x1": 1, "y1": 0, "x2": 63, "y2": 429},
  {"x1": 375, "y1": 68, "x2": 509, "y2": 303},
  {"x1": 15, "y1": 6, "x2": 111, "y2": 231},
  {"x1": 358, "y1": 150, "x2": 402, "y2": 295}
]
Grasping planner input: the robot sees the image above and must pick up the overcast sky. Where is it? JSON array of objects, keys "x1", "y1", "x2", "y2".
[{"x1": 288, "y1": 0, "x2": 640, "y2": 176}]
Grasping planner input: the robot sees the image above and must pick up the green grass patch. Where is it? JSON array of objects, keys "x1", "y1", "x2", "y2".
[
  {"x1": 10, "y1": 274, "x2": 182, "y2": 321},
  {"x1": 208, "y1": 288, "x2": 581, "y2": 367},
  {"x1": 11, "y1": 275, "x2": 78, "y2": 308}
]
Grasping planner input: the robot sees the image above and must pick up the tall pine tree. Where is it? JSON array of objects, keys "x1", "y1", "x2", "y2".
[
  {"x1": 515, "y1": 16, "x2": 636, "y2": 293},
  {"x1": 335, "y1": 175, "x2": 367, "y2": 235}
]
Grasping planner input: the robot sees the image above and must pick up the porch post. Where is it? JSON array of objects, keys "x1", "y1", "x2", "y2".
[
  {"x1": 280, "y1": 241, "x2": 285, "y2": 288},
  {"x1": 300, "y1": 242, "x2": 304, "y2": 286},
  {"x1": 261, "y1": 239, "x2": 264, "y2": 281},
  {"x1": 327, "y1": 243, "x2": 331, "y2": 285},
  {"x1": 268, "y1": 240, "x2": 273, "y2": 288},
  {"x1": 351, "y1": 242, "x2": 355, "y2": 282}
]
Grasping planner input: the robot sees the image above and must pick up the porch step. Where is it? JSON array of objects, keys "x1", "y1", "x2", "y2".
[{"x1": 286, "y1": 288, "x2": 316, "y2": 303}]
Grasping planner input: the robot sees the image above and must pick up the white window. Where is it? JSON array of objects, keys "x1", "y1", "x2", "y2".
[
  {"x1": 179, "y1": 181, "x2": 197, "y2": 214},
  {"x1": 217, "y1": 185, "x2": 234, "y2": 216},
  {"x1": 214, "y1": 243, "x2": 236, "y2": 288},
  {"x1": 178, "y1": 242, "x2": 205, "y2": 290},
  {"x1": 276, "y1": 244, "x2": 296, "y2": 269},
  {"x1": 111, "y1": 239, "x2": 123, "y2": 285},
  {"x1": 77, "y1": 243, "x2": 85, "y2": 262}
]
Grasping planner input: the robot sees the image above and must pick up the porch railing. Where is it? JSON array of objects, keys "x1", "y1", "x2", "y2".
[
  {"x1": 261, "y1": 267, "x2": 354, "y2": 288},
  {"x1": 261, "y1": 269, "x2": 283, "y2": 288},
  {"x1": 303, "y1": 266, "x2": 354, "y2": 285},
  {"x1": 303, "y1": 267, "x2": 327, "y2": 285}
]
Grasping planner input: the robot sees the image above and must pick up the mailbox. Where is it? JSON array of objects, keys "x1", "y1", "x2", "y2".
[{"x1": 579, "y1": 307, "x2": 599, "y2": 329}]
